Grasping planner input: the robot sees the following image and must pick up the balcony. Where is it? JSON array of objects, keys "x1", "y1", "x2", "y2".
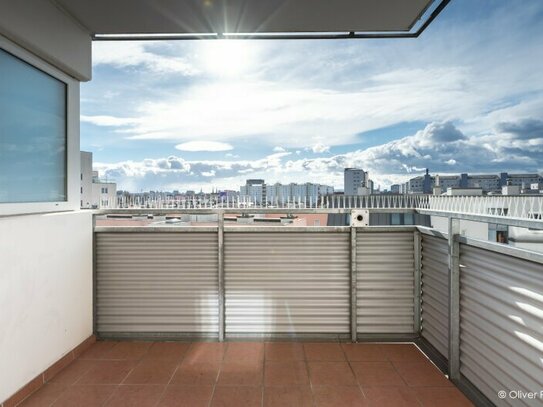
[{"x1": 5, "y1": 201, "x2": 543, "y2": 406}]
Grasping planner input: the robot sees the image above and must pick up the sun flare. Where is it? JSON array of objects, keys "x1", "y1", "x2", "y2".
[{"x1": 201, "y1": 40, "x2": 254, "y2": 77}]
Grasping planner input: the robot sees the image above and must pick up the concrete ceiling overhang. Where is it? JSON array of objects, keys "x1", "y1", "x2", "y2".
[{"x1": 51, "y1": 0, "x2": 449, "y2": 40}]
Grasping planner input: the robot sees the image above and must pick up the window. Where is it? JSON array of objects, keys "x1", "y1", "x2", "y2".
[{"x1": 0, "y1": 47, "x2": 67, "y2": 204}]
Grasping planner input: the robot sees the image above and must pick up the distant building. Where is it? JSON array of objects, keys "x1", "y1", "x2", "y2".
[
  {"x1": 403, "y1": 170, "x2": 543, "y2": 195},
  {"x1": 80, "y1": 151, "x2": 93, "y2": 208},
  {"x1": 390, "y1": 184, "x2": 400, "y2": 194},
  {"x1": 445, "y1": 187, "x2": 483, "y2": 196},
  {"x1": 240, "y1": 179, "x2": 334, "y2": 205},
  {"x1": 80, "y1": 151, "x2": 117, "y2": 208},
  {"x1": 344, "y1": 168, "x2": 372, "y2": 195},
  {"x1": 240, "y1": 179, "x2": 267, "y2": 204},
  {"x1": 91, "y1": 171, "x2": 117, "y2": 208}
]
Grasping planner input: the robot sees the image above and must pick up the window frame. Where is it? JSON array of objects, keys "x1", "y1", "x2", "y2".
[{"x1": 0, "y1": 35, "x2": 79, "y2": 216}]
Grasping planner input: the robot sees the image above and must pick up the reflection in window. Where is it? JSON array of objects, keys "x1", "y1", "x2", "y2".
[{"x1": 0, "y1": 48, "x2": 67, "y2": 203}]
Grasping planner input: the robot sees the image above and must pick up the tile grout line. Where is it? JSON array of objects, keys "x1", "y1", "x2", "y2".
[
  {"x1": 300, "y1": 343, "x2": 317, "y2": 407},
  {"x1": 341, "y1": 342, "x2": 367, "y2": 403},
  {"x1": 207, "y1": 341, "x2": 226, "y2": 407},
  {"x1": 154, "y1": 341, "x2": 192, "y2": 407}
]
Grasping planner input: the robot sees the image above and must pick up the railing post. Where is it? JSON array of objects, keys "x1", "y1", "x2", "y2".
[
  {"x1": 350, "y1": 226, "x2": 357, "y2": 343},
  {"x1": 448, "y1": 217, "x2": 460, "y2": 381},
  {"x1": 92, "y1": 213, "x2": 97, "y2": 336},
  {"x1": 218, "y1": 210, "x2": 225, "y2": 342},
  {"x1": 413, "y1": 230, "x2": 422, "y2": 334}
]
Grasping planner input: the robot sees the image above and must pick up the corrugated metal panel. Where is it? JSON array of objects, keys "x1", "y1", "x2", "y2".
[
  {"x1": 357, "y1": 232, "x2": 415, "y2": 333},
  {"x1": 421, "y1": 235, "x2": 449, "y2": 358},
  {"x1": 96, "y1": 232, "x2": 218, "y2": 333},
  {"x1": 459, "y1": 244, "x2": 543, "y2": 407},
  {"x1": 224, "y1": 232, "x2": 350, "y2": 333}
]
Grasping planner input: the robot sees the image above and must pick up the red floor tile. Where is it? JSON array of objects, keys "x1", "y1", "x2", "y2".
[
  {"x1": 157, "y1": 385, "x2": 214, "y2": 407},
  {"x1": 224, "y1": 342, "x2": 264, "y2": 363},
  {"x1": 76, "y1": 360, "x2": 137, "y2": 384},
  {"x1": 184, "y1": 342, "x2": 226, "y2": 364},
  {"x1": 78, "y1": 341, "x2": 118, "y2": 360},
  {"x1": 393, "y1": 361, "x2": 453, "y2": 387},
  {"x1": 218, "y1": 361, "x2": 263, "y2": 386},
  {"x1": 170, "y1": 362, "x2": 220, "y2": 385},
  {"x1": 351, "y1": 361, "x2": 406, "y2": 387},
  {"x1": 123, "y1": 358, "x2": 179, "y2": 384},
  {"x1": 144, "y1": 342, "x2": 191, "y2": 361},
  {"x1": 265, "y1": 342, "x2": 305, "y2": 361},
  {"x1": 264, "y1": 386, "x2": 313, "y2": 407},
  {"x1": 18, "y1": 383, "x2": 67, "y2": 407},
  {"x1": 26, "y1": 340, "x2": 472, "y2": 407},
  {"x1": 415, "y1": 387, "x2": 474, "y2": 406},
  {"x1": 103, "y1": 384, "x2": 165, "y2": 407},
  {"x1": 341, "y1": 344, "x2": 387, "y2": 362},
  {"x1": 312, "y1": 386, "x2": 367, "y2": 407},
  {"x1": 48, "y1": 359, "x2": 97, "y2": 385},
  {"x1": 51, "y1": 385, "x2": 116, "y2": 407},
  {"x1": 211, "y1": 386, "x2": 263, "y2": 407},
  {"x1": 264, "y1": 361, "x2": 309, "y2": 386},
  {"x1": 362, "y1": 386, "x2": 420, "y2": 407},
  {"x1": 381, "y1": 344, "x2": 428, "y2": 363},
  {"x1": 104, "y1": 341, "x2": 153, "y2": 360},
  {"x1": 304, "y1": 343, "x2": 346, "y2": 361},
  {"x1": 308, "y1": 362, "x2": 357, "y2": 386}
]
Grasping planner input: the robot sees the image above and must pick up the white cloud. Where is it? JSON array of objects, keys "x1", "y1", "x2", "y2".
[
  {"x1": 81, "y1": 115, "x2": 139, "y2": 127},
  {"x1": 96, "y1": 121, "x2": 543, "y2": 192},
  {"x1": 175, "y1": 141, "x2": 233, "y2": 152},
  {"x1": 311, "y1": 143, "x2": 331, "y2": 153},
  {"x1": 92, "y1": 42, "x2": 196, "y2": 75},
  {"x1": 86, "y1": 67, "x2": 480, "y2": 149},
  {"x1": 273, "y1": 146, "x2": 286, "y2": 152}
]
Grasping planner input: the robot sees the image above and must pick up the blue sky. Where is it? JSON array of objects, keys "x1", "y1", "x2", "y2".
[{"x1": 81, "y1": 0, "x2": 543, "y2": 192}]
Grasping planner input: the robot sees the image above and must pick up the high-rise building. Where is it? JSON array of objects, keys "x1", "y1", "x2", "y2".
[
  {"x1": 344, "y1": 168, "x2": 367, "y2": 195},
  {"x1": 240, "y1": 179, "x2": 266, "y2": 204}
]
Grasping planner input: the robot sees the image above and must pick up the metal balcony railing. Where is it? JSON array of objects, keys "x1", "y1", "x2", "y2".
[
  {"x1": 111, "y1": 193, "x2": 543, "y2": 223},
  {"x1": 92, "y1": 209, "x2": 543, "y2": 407}
]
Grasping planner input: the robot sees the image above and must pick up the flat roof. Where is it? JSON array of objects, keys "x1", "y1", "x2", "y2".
[{"x1": 53, "y1": 0, "x2": 449, "y2": 40}]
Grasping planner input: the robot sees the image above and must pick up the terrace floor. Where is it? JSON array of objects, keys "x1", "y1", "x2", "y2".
[{"x1": 17, "y1": 341, "x2": 473, "y2": 407}]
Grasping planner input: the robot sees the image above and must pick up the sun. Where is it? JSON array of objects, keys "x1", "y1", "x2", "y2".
[{"x1": 201, "y1": 40, "x2": 254, "y2": 77}]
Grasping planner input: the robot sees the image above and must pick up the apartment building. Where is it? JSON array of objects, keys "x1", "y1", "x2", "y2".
[
  {"x1": 241, "y1": 179, "x2": 334, "y2": 204},
  {"x1": 80, "y1": 151, "x2": 117, "y2": 208},
  {"x1": 344, "y1": 168, "x2": 369, "y2": 195},
  {"x1": 403, "y1": 170, "x2": 543, "y2": 194}
]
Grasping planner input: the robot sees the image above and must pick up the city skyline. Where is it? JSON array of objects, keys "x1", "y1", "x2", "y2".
[{"x1": 81, "y1": 0, "x2": 543, "y2": 192}]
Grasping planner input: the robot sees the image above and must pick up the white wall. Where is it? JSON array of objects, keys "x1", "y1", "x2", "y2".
[
  {"x1": 0, "y1": 211, "x2": 93, "y2": 403},
  {"x1": 0, "y1": 0, "x2": 91, "y2": 81}
]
